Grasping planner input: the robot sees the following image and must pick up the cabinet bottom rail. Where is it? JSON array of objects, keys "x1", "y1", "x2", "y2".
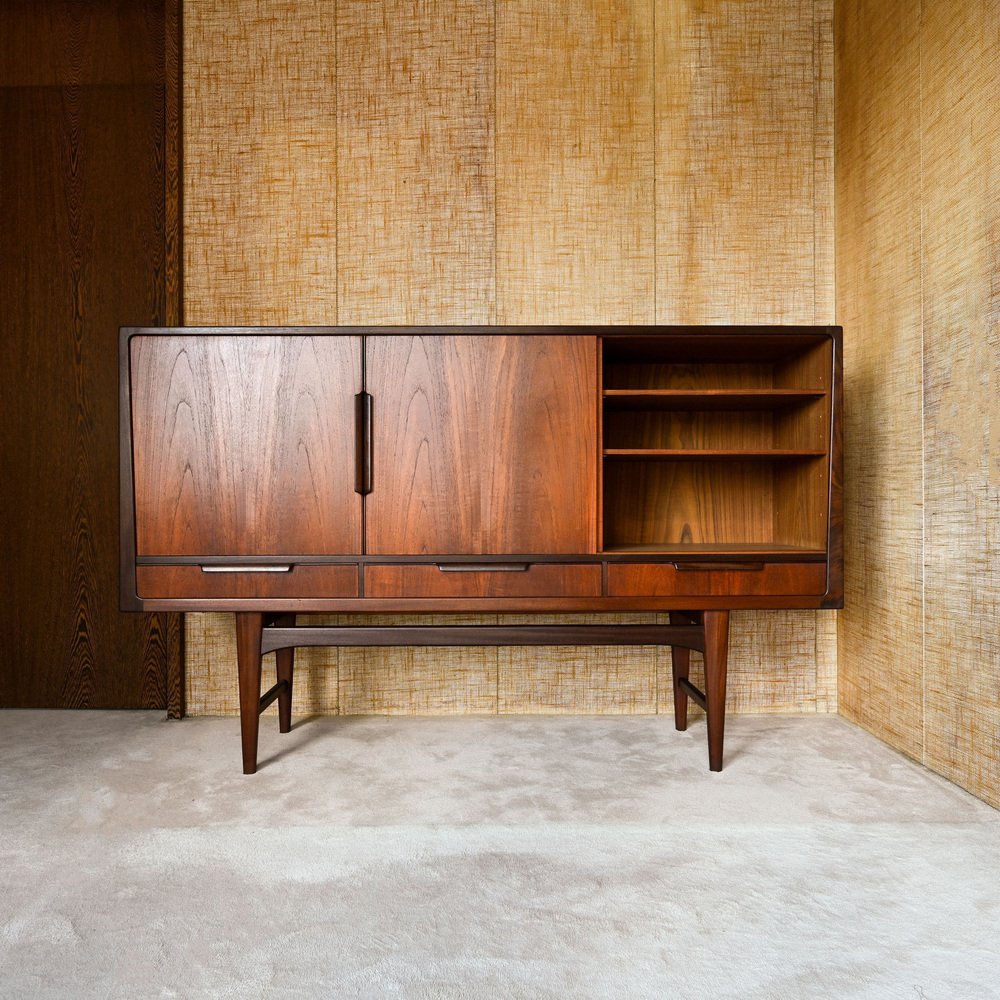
[{"x1": 234, "y1": 611, "x2": 732, "y2": 776}]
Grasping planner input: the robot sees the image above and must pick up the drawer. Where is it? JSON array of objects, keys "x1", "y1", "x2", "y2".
[
  {"x1": 365, "y1": 563, "x2": 602, "y2": 599},
  {"x1": 607, "y1": 562, "x2": 827, "y2": 598},
  {"x1": 136, "y1": 564, "x2": 359, "y2": 600}
]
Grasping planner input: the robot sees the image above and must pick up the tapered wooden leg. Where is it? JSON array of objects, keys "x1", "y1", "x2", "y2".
[
  {"x1": 668, "y1": 612, "x2": 691, "y2": 731},
  {"x1": 703, "y1": 610, "x2": 731, "y2": 772},
  {"x1": 235, "y1": 612, "x2": 264, "y2": 775},
  {"x1": 275, "y1": 632, "x2": 294, "y2": 735}
]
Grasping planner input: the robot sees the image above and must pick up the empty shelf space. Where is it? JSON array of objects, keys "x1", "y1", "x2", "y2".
[{"x1": 602, "y1": 389, "x2": 826, "y2": 411}]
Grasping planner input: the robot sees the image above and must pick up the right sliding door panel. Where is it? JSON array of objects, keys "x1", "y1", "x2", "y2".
[{"x1": 366, "y1": 335, "x2": 597, "y2": 554}]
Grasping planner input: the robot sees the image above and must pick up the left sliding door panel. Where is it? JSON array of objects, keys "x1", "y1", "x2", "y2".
[{"x1": 130, "y1": 335, "x2": 362, "y2": 556}]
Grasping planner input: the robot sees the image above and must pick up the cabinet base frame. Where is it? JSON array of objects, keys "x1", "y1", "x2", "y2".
[{"x1": 234, "y1": 610, "x2": 732, "y2": 775}]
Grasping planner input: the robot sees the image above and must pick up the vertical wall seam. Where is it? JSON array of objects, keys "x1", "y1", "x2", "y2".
[
  {"x1": 917, "y1": 0, "x2": 927, "y2": 767},
  {"x1": 493, "y1": 0, "x2": 499, "y2": 326},
  {"x1": 652, "y1": 0, "x2": 657, "y2": 324},
  {"x1": 812, "y1": 0, "x2": 819, "y2": 327}
]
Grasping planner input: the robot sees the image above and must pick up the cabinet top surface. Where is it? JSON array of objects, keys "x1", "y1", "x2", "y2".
[{"x1": 121, "y1": 323, "x2": 841, "y2": 339}]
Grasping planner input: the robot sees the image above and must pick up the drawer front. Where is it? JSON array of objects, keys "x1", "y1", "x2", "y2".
[
  {"x1": 607, "y1": 562, "x2": 827, "y2": 598},
  {"x1": 136, "y1": 564, "x2": 359, "y2": 600},
  {"x1": 366, "y1": 563, "x2": 602, "y2": 599}
]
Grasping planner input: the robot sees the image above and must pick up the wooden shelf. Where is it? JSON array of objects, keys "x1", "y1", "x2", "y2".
[
  {"x1": 602, "y1": 389, "x2": 825, "y2": 411},
  {"x1": 603, "y1": 448, "x2": 826, "y2": 461}
]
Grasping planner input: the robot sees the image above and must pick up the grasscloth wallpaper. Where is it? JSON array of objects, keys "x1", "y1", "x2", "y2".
[
  {"x1": 837, "y1": 0, "x2": 1000, "y2": 807},
  {"x1": 182, "y1": 0, "x2": 837, "y2": 719}
]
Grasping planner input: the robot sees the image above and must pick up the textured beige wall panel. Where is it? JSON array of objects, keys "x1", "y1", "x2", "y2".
[
  {"x1": 920, "y1": 0, "x2": 1000, "y2": 808},
  {"x1": 497, "y1": 615, "x2": 658, "y2": 715},
  {"x1": 336, "y1": 0, "x2": 495, "y2": 325},
  {"x1": 835, "y1": 0, "x2": 925, "y2": 761},
  {"x1": 655, "y1": 0, "x2": 819, "y2": 325},
  {"x1": 496, "y1": 0, "x2": 655, "y2": 324},
  {"x1": 183, "y1": 1, "x2": 337, "y2": 325},
  {"x1": 335, "y1": 615, "x2": 499, "y2": 716}
]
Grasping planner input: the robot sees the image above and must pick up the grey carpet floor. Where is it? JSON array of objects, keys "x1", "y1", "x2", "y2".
[{"x1": 1, "y1": 711, "x2": 998, "y2": 999}]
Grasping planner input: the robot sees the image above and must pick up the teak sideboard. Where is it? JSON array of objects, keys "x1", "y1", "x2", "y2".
[{"x1": 120, "y1": 326, "x2": 843, "y2": 773}]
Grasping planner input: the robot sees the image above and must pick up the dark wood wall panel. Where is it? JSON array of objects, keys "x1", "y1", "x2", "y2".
[
  {"x1": 0, "y1": 0, "x2": 163, "y2": 87},
  {"x1": 0, "y1": 2, "x2": 175, "y2": 709}
]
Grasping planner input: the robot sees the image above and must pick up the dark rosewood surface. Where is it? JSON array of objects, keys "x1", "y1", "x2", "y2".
[
  {"x1": 130, "y1": 335, "x2": 362, "y2": 556},
  {"x1": 365, "y1": 335, "x2": 597, "y2": 555},
  {"x1": 1, "y1": 0, "x2": 177, "y2": 709},
  {"x1": 365, "y1": 563, "x2": 602, "y2": 599}
]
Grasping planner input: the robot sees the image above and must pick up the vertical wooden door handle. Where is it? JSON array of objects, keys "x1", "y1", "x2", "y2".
[{"x1": 355, "y1": 391, "x2": 372, "y2": 494}]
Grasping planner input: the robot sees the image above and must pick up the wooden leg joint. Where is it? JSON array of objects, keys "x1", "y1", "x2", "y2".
[
  {"x1": 259, "y1": 680, "x2": 290, "y2": 715},
  {"x1": 677, "y1": 677, "x2": 706, "y2": 711}
]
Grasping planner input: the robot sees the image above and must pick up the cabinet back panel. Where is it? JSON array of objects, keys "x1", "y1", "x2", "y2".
[
  {"x1": 604, "y1": 410, "x2": 775, "y2": 450},
  {"x1": 131, "y1": 335, "x2": 362, "y2": 555},
  {"x1": 774, "y1": 459, "x2": 829, "y2": 550},
  {"x1": 604, "y1": 362, "x2": 776, "y2": 391},
  {"x1": 366, "y1": 335, "x2": 597, "y2": 554},
  {"x1": 603, "y1": 461, "x2": 774, "y2": 548}
]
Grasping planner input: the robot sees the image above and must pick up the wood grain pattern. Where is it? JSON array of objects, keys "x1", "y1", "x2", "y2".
[
  {"x1": 366, "y1": 335, "x2": 597, "y2": 554},
  {"x1": 130, "y1": 335, "x2": 362, "y2": 556},
  {"x1": 182, "y1": 1, "x2": 337, "y2": 325},
  {"x1": 920, "y1": 0, "x2": 1000, "y2": 808},
  {"x1": 835, "y1": 0, "x2": 925, "y2": 761},
  {"x1": 137, "y1": 565, "x2": 359, "y2": 600},
  {"x1": 608, "y1": 563, "x2": 827, "y2": 598},
  {"x1": 496, "y1": 0, "x2": 654, "y2": 324},
  {"x1": 0, "y1": 0, "x2": 163, "y2": 86},
  {"x1": 336, "y1": 0, "x2": 494, "y2": 325},
  {"x1": 604, "y1": 461, "x2": 775, "y2": 549},
  {"x1": 365, "y1": 564, "x2": 602, "y2": 599},
  {"x1": 0, "y1": 3, "x2": 170, "y2": 708}
]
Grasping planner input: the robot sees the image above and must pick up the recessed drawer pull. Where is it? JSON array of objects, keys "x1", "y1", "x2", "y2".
[
  {"x1": 671, "y1": 562, "x2": 766, "y2": 572},
  {"x1": 435, "y1": 563, "x2": 530, "y2": 573},
  {"x1": 200, "y1": 564, "x2": 293, "y2": 574}
]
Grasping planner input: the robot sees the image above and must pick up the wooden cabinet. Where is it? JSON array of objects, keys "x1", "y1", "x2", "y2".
[{"x1": 121, "y1": 325, "x2": 843, "y2": 773}]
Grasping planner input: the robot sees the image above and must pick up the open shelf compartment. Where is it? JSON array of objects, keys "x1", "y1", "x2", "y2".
[{"x1": 600, "y1": 330, "x2": 834, "y2": 555}]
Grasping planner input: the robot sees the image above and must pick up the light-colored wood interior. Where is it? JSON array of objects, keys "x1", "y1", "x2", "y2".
[
  {"x1": 182, "y1": 0, "x2": 837, "y2": 726},
  {"x1": 601, "y1": 334, "x2": 832, "y2": 551}
]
